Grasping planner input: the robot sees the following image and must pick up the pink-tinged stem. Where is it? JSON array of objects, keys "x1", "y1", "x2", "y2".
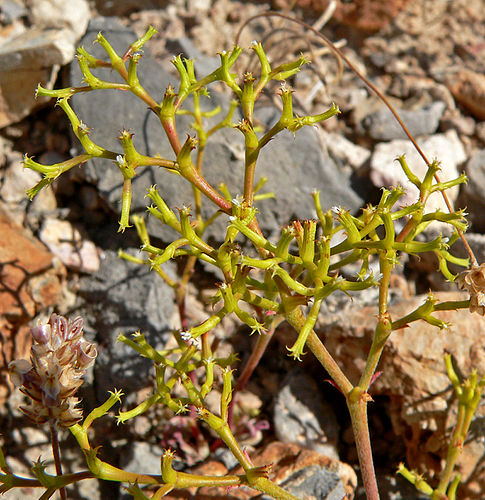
[
  {"x1": 49, "y1": 420, "x2": 67, "y2": 500},
  {"x1": 161, "y1": 116, "x2": 182, "y2": 154},
  {"x1": 348, "y1": 391, "x2": 380, "y2": 500},
  {"x1": 228, "y1": 326, "x2": 277, "y2": 428},
  {"x1": 237, "y1": 326, "x2": 276, "y2": 392}
]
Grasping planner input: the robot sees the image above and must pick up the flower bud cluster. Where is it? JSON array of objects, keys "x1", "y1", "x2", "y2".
[
  {"x1": 8, "y1": 314, "x2": 97, "y2": 427},
  {"x1": 457, "y1": 263, "x2": 485, "y2": 315}
]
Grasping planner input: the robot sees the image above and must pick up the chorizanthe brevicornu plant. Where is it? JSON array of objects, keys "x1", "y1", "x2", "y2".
[{"x1": 2, "y1": 17, "x2": 484, "y2": 500}]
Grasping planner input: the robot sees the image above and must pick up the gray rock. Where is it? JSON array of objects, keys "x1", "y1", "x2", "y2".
[
  {"x1": 187, "y1": 0, "x2": 211, "y2": 10},
  {"x1": 75, "y1": 249, "x2": 176, "y2": 397},
  {"x1": 255, "y1": 106, "x2": 363, "y2": 236},
  {"x1": 266, "y1": 466, "x2": 347, "y2": 500},
  {"x1": 459, "y1": 149, "x2": 485, "y2": 231},
  {"x1": 273, "y1": 369, "x2": 340, "y2": 459},
  {"x1": 1, "y1": 147, "x2": 58, "y2": 224},
  {"x1": 119, "y1": 441, "x2": 163, "y2": 475},
  {"x1": 213, "y1": 446, "x2": 239, "y2": 470},
  {"x1": 165, "y1": 36, "x2": 220, "y2": 77},
  {"x1": 331, "y1": 86, "x2": 368, "y2": 113},
  {"x1": 440, "y1": 110, "x2": 476, "y2": 136},
  {"x1": 0, "y1": 135, "x2": 13, "y2": 164},
  {"x1": 69, "y1": 18, "x2": 363, "y2": 243},
  {"x1": 476, "y1": 122, "x2": 485, "y2": 144},
  {"x1": 362, "y1": 101, "x2": 446, "y2": 140}
]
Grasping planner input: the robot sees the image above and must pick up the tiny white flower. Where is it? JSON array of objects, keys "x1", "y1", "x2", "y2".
[
  {"x1": 228, "y1": 215, "x2": 236, "y2": 222},
  {"x1": 190, "y1": 337, "x2": 201, "y2": 348},
  {"x1": 232, "y1": 195, "x2": 243, "y2": 207},
  {"x1": 373, "y1": 273, "x2": 384, "y2": 283},
  {"x1": 116, "y1": 155, "x2": 125, "y2": 166},
  {"x1": 331, "y1": 206, "x2": 342, "y2": 215},
  {"x1": 251, "y1": 40, "x2": 258, "y2": 46},
  {"x1": 180, "y1": 330, "x2": 192, "y2": 342},
  {"x1": 179, "y1": 331, "x2": 199, "y2": 348}
]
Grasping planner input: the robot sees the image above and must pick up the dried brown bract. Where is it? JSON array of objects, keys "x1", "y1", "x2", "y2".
[
  {"x1": 8, "y1": 314, "x2": 97, "y2": 428},
  {"x1": 457, "y1": 263, "x2": 485, "y2": 315}
]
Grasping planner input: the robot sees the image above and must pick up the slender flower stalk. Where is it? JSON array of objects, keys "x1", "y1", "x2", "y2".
[{"x1": 8, "y1": 314, "x2": 96, "y2": 498}]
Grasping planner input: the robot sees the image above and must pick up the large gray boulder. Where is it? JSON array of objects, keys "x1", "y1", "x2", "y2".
[
  {"x1": 75, "y1": 249, "x2": 176, "y2": 398},
  {"x1": 69, "y1": 18, "x2": 363, "y2": 243}
]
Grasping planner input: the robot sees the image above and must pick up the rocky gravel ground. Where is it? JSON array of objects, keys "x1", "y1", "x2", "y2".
[{"x1": 1, "y1": 1, "x2": 485, "y2": 499}]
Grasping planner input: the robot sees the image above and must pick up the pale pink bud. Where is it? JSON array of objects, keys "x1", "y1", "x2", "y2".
[
  {"x1": 76, "y1": 339, "x2": 97, "y2": 369},
  {"x1": 31, "y1": 323, "x2": 52, "y2": 344},
  {"x1": 57, "y1": 315, "x2": 69, "y2": 341},
  {"x1": 8, "y1": 359, "x2": 32, "y2": 386},
  {"x1": 68, "y1": 317, "x2": 84, "y2": 341}
]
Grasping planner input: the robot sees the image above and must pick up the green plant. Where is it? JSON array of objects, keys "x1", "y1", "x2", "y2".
[
  {"x1": 2, "y1": 18, "x2": 484, "y2": 500},
  {"x1": 398, "y1": 354, "x2": 485, "y2": 500}
]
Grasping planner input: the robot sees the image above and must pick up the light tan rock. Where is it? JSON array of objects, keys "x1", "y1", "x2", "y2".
[
  {"x1": 0, "y1": 151, "x2": 40, "y2": 204},
  {"x1": 324, "y1": 132, "x2": 371, "y2": 170},
  {"x1": 0, "y1": 209, "x2": 65, "y2": 403},
  {"x1": 39, "y1": 218, "x2": 100, "y2": 273},
  {"x1": 0, "y1": 0, "x2": 91, "y2": 127},
  {"x1": 0, "y1": 65, "x2": 55, "y2": 128},
  {"x1": 319, "y1": 291, "x2": 485, "y2": 487},
  {"x1": 188, "y1": 441, "x2": 357, "y2": 499},
  {"x1": 447, "y1": 69, "x2": 485, "y2": 120},
  {"x1": 0, "y1": 27, "x2": 77, "y2": 71},
  {"x1": 29, "y1": 0, "x2": 90, "y2": 40},
  {"x1": 370, "y1": 130, "x2": 466, "y2": 229}
]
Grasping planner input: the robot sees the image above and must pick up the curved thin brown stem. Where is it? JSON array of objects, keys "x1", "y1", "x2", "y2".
[
  {"x1": 235, "y1": 11, "x2": 477, "y2": 266},
  {"x1": 49, "y1": 421, "x2": 66, "y2": 500}
]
